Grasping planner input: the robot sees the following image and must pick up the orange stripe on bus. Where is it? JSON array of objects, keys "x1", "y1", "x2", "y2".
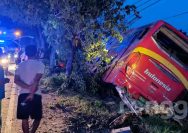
[{"x1": 133, "y1": 47, "x2": 188, "y2": 89}]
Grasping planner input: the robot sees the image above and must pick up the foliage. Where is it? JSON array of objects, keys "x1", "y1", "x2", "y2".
[
  {"x1": 0, "y1": 0, "x2": 138, "y2": 72},
  {"x1": 59, "y1": 94, "x2": 109, "y2": 116},
  {"x1": 142, "y1": 116, "x2": 182, "y2": 133},
  {"x1": 40, "y1": 58, "x2": 114, "y2": 96},
  {"x1": 85, "y1": 40, "x2": 111, "y2": 69},
  {"x1": 56, "y1": 92, "x2": 118, "y2": 132},
  {"x1": 1, "y1": 0, "x2": 138, "y2": 97},
  {"x1": 0, "y1": 0, "x2": 49, "y2": 25},
  {"x1": 85, "y1": 30, "x2": 123, "y2": 72}
]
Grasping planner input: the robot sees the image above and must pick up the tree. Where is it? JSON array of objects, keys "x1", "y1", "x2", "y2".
[{"x1": 0, "y1": 0, "x2": 138, "y2": 75}]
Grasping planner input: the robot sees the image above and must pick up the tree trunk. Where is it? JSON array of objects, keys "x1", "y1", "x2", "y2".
[
  {"x1": 50, "y1": 46, "x2": 56, "y2": 70},
  {"x1": 38, "y1": 26, "x2": 45, "y2": 49},
  {"x1": 65, "y1": 41, "x2": 74, "y2": 76}
]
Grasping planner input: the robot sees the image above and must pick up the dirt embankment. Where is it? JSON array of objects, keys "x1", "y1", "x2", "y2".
[{"x1": 15, "y1": 90, "x2": 119, "y2": 133}]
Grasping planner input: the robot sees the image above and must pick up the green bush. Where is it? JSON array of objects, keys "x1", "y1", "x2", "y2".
[
  {"x1": 40, "y1": 64, "x2": 114, "y2": 97},
  {"x1": 40, "y1": 49, "x2": 115, "y2": 96},
  {"x1": 142, "y1": 116, "x2": 182, "y2": 133}
]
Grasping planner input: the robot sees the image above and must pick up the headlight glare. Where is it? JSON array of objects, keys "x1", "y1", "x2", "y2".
[
  {"x1": 1, "y1": 58, "x2": 8, "y2": 64},
  {"x1": 14, "y1": 54, "x2": 18, "y2": 58}
]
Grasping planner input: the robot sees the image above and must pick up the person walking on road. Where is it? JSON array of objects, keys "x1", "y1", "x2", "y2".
[{"x1": 14, "y1": 45, "x2": 45, "y2": 133}]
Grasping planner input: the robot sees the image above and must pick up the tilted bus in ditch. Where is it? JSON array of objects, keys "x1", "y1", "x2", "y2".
[{"x1": 103, "y1": 20, "x2": 188, "y2": 104}]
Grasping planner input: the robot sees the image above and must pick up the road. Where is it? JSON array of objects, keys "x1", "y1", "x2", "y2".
[
  {"x1": 1, "y1": 75, "x2": 18, "y2": 133},
  {"x1": 1, "y1": 64, "x2": 19, "y2": 133}
]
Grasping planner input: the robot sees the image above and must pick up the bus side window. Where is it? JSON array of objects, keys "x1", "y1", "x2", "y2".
[
  {"x1": 138, "y1": 28, "x2": 150, "y2": 39},
  {"x1": 129, "y1": 28, "x2": 150, "y2": 44}
]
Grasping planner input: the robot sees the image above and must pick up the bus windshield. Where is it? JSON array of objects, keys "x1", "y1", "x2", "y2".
[
  {"x1": 153, "y1": 26, "x2": 188, "y2": 68},
  {"x1": 106, "y1": 25, "x2": 150, "y2": 56}
]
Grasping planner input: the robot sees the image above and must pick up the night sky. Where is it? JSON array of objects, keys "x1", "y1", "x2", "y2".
[{"x1": 126, "y1": 0, "x2": 188, "y2": 33}]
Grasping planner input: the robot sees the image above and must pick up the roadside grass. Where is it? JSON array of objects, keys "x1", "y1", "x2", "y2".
[
  {"x1": 40, "y1": 73, "x2": 186, "y2": 133},
  {"x1": 142, "y1": 116, "x2": 183, "y2": 133},
  {"x1": 44, "y1": 90, "x2": 186, "y2": 133},
  {"x1": 59, "y1": 95, "x2": 110, "y2": 116},
  {"x1": 55, "y1": 92, "x2": 118, "y2": 132}
]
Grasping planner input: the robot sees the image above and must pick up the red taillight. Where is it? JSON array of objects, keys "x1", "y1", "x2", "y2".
[
  {"x1": 125, "y1": 52, "x2": 141, "y2": 77},
  {"x1": 126, "y1": 66, "x2": 133, "y2": 76}
]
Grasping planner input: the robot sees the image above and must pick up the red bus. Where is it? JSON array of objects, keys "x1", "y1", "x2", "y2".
[{"x1": 103, "y1": 20, "x2": 188, "y2": 103}]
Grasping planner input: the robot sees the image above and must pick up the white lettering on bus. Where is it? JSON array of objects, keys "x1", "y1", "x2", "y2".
[{"x1": 144, "y1": 69, "x2": 172, "y2": 92}]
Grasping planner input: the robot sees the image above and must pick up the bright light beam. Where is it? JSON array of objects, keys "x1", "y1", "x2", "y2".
[{"x1": 0, "y1": 40, "x2": 5, "y2": 43}]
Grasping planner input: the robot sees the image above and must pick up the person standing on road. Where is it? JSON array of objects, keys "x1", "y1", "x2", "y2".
[{"x1": 14, "y1": 45, "x2": 45, "y2": 133}]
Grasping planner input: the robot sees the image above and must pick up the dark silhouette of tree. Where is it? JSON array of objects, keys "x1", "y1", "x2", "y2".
[{"x1": 0, "y1": 0, "x2": 138, "y2": 75}]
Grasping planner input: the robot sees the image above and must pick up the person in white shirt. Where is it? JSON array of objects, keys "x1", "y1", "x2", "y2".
[{"x1": 14, "y1": 45, "x2": 45, "y2": 133}]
